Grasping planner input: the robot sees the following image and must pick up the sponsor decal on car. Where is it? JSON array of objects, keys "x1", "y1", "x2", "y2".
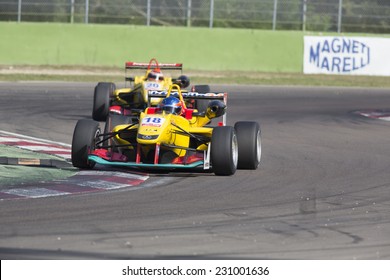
[
  {"x1": 144, "y1": 82, "x2": 162, "y2": 90},
  {"x1": 141, "y1": 117, "x2": 165, "y2": 127},
  {"x1": 148, "y1": 90, "x2": 225, "y2": 98}
]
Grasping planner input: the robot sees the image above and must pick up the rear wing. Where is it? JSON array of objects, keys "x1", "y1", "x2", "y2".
[
  {"x1": 148, "y1": 90, "x2": 227, "y2": 102},
  {"x1": 125, "y1": 61, "x2": 183, "y2": 84},
  {"x1": 125, "y1": 62, "x2": 183, "y2": 70}
]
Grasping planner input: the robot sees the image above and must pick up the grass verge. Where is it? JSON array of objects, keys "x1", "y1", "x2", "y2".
[{"x1": 0, "y1": 145, "x2": 76, "y2": 186}]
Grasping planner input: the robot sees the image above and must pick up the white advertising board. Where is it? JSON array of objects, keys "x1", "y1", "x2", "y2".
[{"x1": 304, "y1": 36, "x2": 390, "y2": 76}]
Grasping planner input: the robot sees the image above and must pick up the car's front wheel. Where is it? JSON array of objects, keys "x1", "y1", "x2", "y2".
[
  {"x1": 71, "y1": 119, "x2": 100, "y2": 169},
  {"x1": 211, "y1": 126, "x2": 238, "y2": 176}
]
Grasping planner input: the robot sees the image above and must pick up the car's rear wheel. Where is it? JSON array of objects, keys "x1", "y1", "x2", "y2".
[
  {"x1": 92, "y1": 82, "x2": 116, "y2": 121},
  {"x1": 71, "y1": 119, "x2": 100, "y2": 169},
  {"x1": 211, "y1": 126, "x2": 238, "y2": 176},
  {"x1": 192, "y1": 85, "x2": 210, "y2": 113},
  {"x1": 234, "y1": 121, "x2": 261, "y2": 169}
]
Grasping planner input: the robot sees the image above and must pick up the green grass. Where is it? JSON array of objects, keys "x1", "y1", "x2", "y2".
[
  {"x1": 0, "y1": 145, "x2": 76, "y2": 186},
  {"x1": 0, "y1": 22, "x2": 303, "y2": 72},
  {"x1": 1, "y1": 22, "x2": 389, "y2": 87}
]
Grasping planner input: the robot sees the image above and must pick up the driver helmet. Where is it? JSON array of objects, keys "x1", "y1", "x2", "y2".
[
  {"x1": 160, "y1": 96, "x2": 182, "y2": 115},
  {"x1": 147, "y1": 69, "x2": 164, "y2": 82}
]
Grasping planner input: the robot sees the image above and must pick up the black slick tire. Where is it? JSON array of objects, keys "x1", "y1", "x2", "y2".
[
  {"x1": 92, "y1": 82, "x2": 116, "y2": 121},
  {"x1": 193, "y1": 85, "x2": 211, "y2": 113},
  {"x1": 71, "y1": 119, "x2": 100, "y2": 169},
  {"x1": 234, "y1": 121, "x2": 261, "y2": 169},
  {"x1": 211, "y1": 126, "x2": 238, "y2": 176}
]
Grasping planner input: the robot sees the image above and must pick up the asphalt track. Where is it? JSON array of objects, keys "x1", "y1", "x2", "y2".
[{"x1": 1, "y1": 82, "x2": 390, "y2": 259}]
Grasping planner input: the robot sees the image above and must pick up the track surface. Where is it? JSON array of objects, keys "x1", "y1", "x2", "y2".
[{"x1": 1, "y1": 82, "x2": 390, "y2": 259}]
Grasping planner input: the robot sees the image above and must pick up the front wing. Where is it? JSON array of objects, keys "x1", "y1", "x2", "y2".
[
  {"x1": 88, "y1": 155, "x2": 204, "y2": 169},
  {"x1": 87, "y1": 145, "x2": 212, "y2": 170}
]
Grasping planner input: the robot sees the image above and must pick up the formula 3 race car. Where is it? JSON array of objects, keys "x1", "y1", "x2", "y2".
[
  {"x1": 72, "y1": 85, "x2": 261, "y2": 176},
  {"x1": 92, "y1": 58, "x2": 209, "y2": 122}
]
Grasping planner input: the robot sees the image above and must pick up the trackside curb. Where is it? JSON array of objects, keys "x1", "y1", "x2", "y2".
[{"x1": 0, "y1": 131, "x2": 149, "y2": 200}]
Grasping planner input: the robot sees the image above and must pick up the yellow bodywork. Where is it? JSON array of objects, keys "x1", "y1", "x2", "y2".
[
  {"x1": 112, "y1": 70, "x2": 174, "y2": 108},
  {"x1": 109, "y1": 83, "x2": 224, "y2": 164},
  {"x1": 113, "y1": 110, "x2": 213, "y2": 157}
]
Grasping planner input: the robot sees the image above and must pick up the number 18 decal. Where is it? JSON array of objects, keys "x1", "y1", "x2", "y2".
[{"x1": 142, "y1": 117, "x2": 165, "y2": 127}]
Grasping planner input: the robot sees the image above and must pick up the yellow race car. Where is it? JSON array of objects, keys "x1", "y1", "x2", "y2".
[
  {"x1": 92, "y1": 58, "x2": 207, "y2": 122},
  {"x1": 72, "y1": 85, "x2": 261, "y2": 176}
]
